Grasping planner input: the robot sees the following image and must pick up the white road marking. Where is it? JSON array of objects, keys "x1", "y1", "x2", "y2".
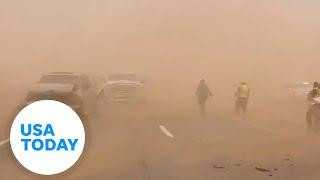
[
  {"x1": 0, "y1": 138, "x2": 9, "y2": 147},
  {"x1": 159, "y1": 125, "x2": 174, "y2": 138}
]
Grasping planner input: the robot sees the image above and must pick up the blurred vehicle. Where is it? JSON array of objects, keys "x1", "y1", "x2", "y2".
[
  {"x1": 9, "y1": 83, "x2": 86, "y2": 124},
  {"x1": 103, "y1": 72, "x2": 145, "y2": 103},
  {"x1": 287, "y1": 82, "x2": 313, "y2": 101},
  {"x1": 36, "y1": 72, "x2": 98, "y2": 115},
  {"x1": 38, "y1": 72, "x2": 91, "y2": 97},
  {"x1": 25, "y1": 84, "x2": 84, "y2": 117}
]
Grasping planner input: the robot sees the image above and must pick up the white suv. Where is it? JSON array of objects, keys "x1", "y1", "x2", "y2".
[{"x1": 103, "y1": 72, "x2": 145, "y2": 103}]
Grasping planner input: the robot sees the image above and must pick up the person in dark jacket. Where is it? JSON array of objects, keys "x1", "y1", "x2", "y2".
[{"x1": 195, "y1": 79, "x2": 212, "y2": 117}]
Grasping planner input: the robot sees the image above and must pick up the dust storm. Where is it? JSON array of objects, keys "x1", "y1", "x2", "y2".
[{"x1": 1, "y1": 0, "x2": 320, "y2": 179}]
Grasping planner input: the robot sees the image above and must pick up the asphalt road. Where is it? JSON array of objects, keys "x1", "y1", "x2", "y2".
[{"x1": 1, "y1": 102, "x2": 320, "y2": 180}]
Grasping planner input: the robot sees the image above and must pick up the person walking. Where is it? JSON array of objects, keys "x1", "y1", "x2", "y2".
[
  {"x1": 234, "y1": 82, "x2": 250, "y2": 116},
  {"x1": 306, "y1": 97, "x2": 320, "y2": 132},
  {"x1": 308, "y1": 81, "x2": 320, "y2": 102},
  {"x1": 195, "y1": 79, "x2": 212, "y2": 117}
]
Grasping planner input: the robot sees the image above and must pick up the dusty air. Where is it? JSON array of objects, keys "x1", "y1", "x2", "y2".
[{"x1": 1, "y1": 0, "x2": 320, "y2": 179}]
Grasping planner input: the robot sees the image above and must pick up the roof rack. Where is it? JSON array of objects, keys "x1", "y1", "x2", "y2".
[{"x1": 50, "y1": 72, "x2": 75, "y2": 74}]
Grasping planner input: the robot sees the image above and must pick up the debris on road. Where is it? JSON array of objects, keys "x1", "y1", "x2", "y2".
[
  {"x1": 213, "y1": 165, "x2": 226, "y2": 169},
  {"x1": 255, "y1": 167, "x2": 272, "y2": 172}
]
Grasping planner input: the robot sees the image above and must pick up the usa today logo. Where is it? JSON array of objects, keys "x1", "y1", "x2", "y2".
[{"x1": 10, "y1": 100, "x2": 85, "y2": 175}]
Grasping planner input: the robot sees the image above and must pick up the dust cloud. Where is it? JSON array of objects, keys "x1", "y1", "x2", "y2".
[{"x1": 1, "y1": 0, "x2": 320, "y2": 179}]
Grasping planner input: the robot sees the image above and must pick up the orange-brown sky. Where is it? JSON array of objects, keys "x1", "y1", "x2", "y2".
[
  {"x1": 1, "y1": 3, "x2": 320, "y2": 179},
  {"x1": 1, "y1": 0, "x2": 320, "y2": 77},
  {"x1": 0, "y1": 0, "x2": 320, "y2": 112}
]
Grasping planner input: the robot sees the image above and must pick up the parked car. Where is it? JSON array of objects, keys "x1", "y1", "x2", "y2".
[
  {"x1": 9, "y1": 83, "x2": 86, "y2": 125},
  {"x1": 102, "y1": 72, "x2": 145, "y2": 103},
  {"x1": 24, "y1": 84, "x2": 85, "y2": 117},
  {"x1": 36, "y1": 72, "x2": 98, "y2": 115}
]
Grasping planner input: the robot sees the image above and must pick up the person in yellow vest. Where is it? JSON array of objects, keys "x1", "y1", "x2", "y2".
[{"x1": 234, "y1": 82, "x2": 250, "y2": 116}]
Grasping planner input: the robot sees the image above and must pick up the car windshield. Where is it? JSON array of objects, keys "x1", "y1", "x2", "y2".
[
  {"x1": 39, "y1": 75, "x2": 80, "y2": 87},
  {"x1": 109, "y1": 73, "x2": 136, "y2": 81},
  {"x1": 25, "y1": 91, "x2": 81, "y2": 105}
]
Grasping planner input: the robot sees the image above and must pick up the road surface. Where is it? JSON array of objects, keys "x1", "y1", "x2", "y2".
[{"x1": 1, "y1": 103, "x2": 320, "y2": 180}]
